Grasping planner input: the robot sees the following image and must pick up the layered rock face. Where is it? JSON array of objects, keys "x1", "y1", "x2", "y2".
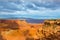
[{"x1": 0, "y1": 19, "x2": 60, "y2": 40}]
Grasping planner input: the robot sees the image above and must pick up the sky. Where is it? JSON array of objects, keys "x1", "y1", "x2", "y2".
[{"x1": 0, "y1": 0, "x2": 60, "y2": 19}]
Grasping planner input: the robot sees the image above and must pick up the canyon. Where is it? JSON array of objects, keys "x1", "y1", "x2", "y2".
[{"x1": 0, "y1": 19, "x2": 60, "y2": 40}]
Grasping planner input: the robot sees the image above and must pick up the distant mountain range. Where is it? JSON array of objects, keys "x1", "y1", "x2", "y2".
[
  {"x1": 0, "y1": 17, "x2": 44, "y2": 23},
  {"x1": 25, "y1": 18, "x2": 44, "y2": 23}
]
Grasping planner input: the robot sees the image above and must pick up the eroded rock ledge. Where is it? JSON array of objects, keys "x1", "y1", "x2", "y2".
[{"x1": 0, "y1": 19, "x2": 60, "y2": 40}]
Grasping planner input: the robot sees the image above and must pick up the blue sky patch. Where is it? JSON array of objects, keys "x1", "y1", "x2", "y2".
[{"x1": 0, "y1": 0, "x2": 60, "y2": 19}]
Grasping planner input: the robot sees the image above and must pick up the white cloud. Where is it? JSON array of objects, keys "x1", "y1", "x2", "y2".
[{"x1": 0, "y1": 0, "x2": 60, "y2": 19}]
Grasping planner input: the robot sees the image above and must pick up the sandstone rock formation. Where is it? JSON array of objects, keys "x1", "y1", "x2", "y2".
[{"x1": 0, "y1": 19, "x2": 60, "y2": 40}]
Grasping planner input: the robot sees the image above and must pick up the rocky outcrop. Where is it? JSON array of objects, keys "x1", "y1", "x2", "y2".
[{"x1": 0, "y1": 19, "x2": 60, "y2": 40}]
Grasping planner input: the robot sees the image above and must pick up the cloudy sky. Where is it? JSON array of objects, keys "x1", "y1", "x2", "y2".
[{"x1": 0, "y1": 0, "x2": 60, "y2": 19}]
